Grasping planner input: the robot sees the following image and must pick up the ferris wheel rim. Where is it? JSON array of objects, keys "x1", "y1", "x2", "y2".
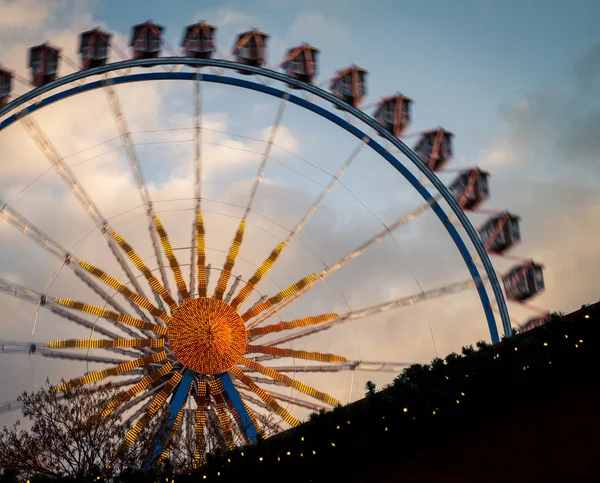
[{"x1": 0, "y1": 57, "x2": 508, "y2": 341}]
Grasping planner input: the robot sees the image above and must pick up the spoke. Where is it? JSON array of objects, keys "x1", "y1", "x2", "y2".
[
  {"x1": 246, "y1": 344, "x2": 347, "y2": 363},
  {"x1": 112, "y1": 230, "x2": 177, "y2": 311},
  {"x1": 103, "y1": 77, "x2": 171, "y2": 299},
  {"x1": 191, "y1": 73, "x2": 203, "y2": 299},
  {"x1": 90, "y1": 363, "x2": 173, "y2": 421},
  {"x1": 76, "y1": 259, "x2": 172, "y2": 325},
  {"x1": 247, "y1": 313, "x2": 338, "y2": 339},
  {"x1": 224, "y1": 275, "x2": 241, "y2": 304},
  {"x1": 241, "y1": 275, "x2": 319, "y2": 322},
  {"x1": 109, "y1": 371, "x2": 183, "y2": 469},
  {"x1": 153, "y1": 215, "x2": 189, "y2": 300},
  {"x1": 17, "y1": 113, "x2": 156, "y2": 322},
  {"x1": 242, "y1": 360, "x2": 413, "y2": 374},
  {"x1": 0, "y1": 278, "x2": 133, "y2": 341},
  {"x1": 238, "y1": 356, "x2": 339, "y2": 406},
  {"x1": 234, "y1": 382, "x2": 327, "y2": 412},
  {"x1": 158, "y1": 405, "x2": 186, "y2": 464},
  {"x1": 194, "y1": 381, "x2": 208, "y2": 466},
  {"x1": 46, "y1": 338, "x2": 165, "y2": 349},
  {"x1": 114, "y1": 378, "x2": 171, "y2": 417},
  {"x1": 0, "y1": 341, "x2": 133, "y2": 363},
  {"x1": 52, "y1": 350, "x2": 167, "y2": 392},
  {"x1": 214, "y1": 94, "x2": 289, "y2": 300},
  {"x1": 244, "y1": 375, "x2": 287, "y2": 387},
  {"x1": 231, "y1": 138, "x2": 368, "y2": 309},
  {"x1": 52, "y1": 297, "x2": 167, "y2": 335},
  {"x1": 228, "y1": 366, "x2": 300, "y2": 427},
  {"x1": 0, "y1": 202, "x2": 146, "y2": 338},
  {"x1": 246, "y1": 197, "x2": 440, "y2": 329},
  {"x1": 208, "y1": 379, "x2": 235, "y2": 449},
  {"x1": 266, "y1": 278, "x2": 477, "y2": 347}
]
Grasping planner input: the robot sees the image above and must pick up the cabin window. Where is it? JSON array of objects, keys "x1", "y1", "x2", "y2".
[
  {"x1": 150, "y1": 33, "x2": 160, "y2": 51},
  {"x1": 509, "y1": 219, "x2": 519, "y2": 240},
  {"x1": 479, "y1": 175, "x2": 489, "y2": 195}
]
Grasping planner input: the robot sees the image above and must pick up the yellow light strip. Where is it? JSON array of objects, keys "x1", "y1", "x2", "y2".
[
  {"x1": 158, "y1": 399, "x2": 188, "y2": 463},
  {"x1": 241, "y1": 274, "x2": 319, "y2": 322},
  {"x1": 109, "y1": 372, "x2": 183, "y2": 469},
  {"x1": 93, "y1": 363, "x2": 173, "y2": 421},
  {"x1": 153, "y1": 215, "x2": 190, "y2": 300},
  {"x1": 246, "y1": 344, "x2": 347, "y2": 363},
  {"x1": 112, "y1": 230, "x2": 178, "y2": 311},
  {"x1": 248, "y1": 313, "x2": 339, "y2": 338},
  {"x1": 241, "y1": 400, "x2": 260, "y2": 435},
  {"x1": 229, "y1": 366, "x2": 300, "y2": 427},
  {"x1": 214, "y1": 219, "x2": 245, "y2": 300},
  {"x1": 239, "y1": 357, "x2": 340, "y2": 405},
  {"x1": 52, "y1": 351, "x2": 167, "y2": 392},
  {"x1": 209, "y1": 379, "x2": 235, "y2": 449},
  {"x1": 195, "y1": 381, "x2": 208, "y2": 465},
  {"x1": 53, "y1": 298, "x2": 167, "y2": 335},
  {"x1": 230, "y1": 242, "x2": 285, "y2": 309},
  {"x1": 76, "y1": 259, "x2": 172, "y2": 324},
  {"x1": 46, "y1": 338, "x2": 165, "y2": 349},
  {"x1": 196, "y1": 211, "x2": 207, "y2": 298}
]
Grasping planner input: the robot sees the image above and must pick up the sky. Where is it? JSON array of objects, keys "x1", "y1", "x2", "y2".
[{"x1": 0, "y1": 0, "x2": 599, "y2": 426}]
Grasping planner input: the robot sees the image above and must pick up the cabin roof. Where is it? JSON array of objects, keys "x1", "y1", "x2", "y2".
[
  {"x1": 505, "y1": 261, "x2": 545, "y2": 278},
  {"x1": 129, "y1": 22, "x2": 164, "y2": 46},
  {"x1": 286, "y1": 44, "x2": 320, "y2": 56},
  {"x1": 334, "y1": 65, "x2": 368, "y2": 78},
  {"x1": 80, "y1": 27, "x2": 111, "y2": 39},
  {"x1": 379, "y1": 93, "x2": 413, "y2": 105},
  {"x1": 235, "y1": 29, "x2": 269, "y2": 43},
  {"x1": 30, "y1": 42, "x2": 60, "y2": 53},
  {"x1": 181, "y1": 23, "x2": 216, "y2": 46}
]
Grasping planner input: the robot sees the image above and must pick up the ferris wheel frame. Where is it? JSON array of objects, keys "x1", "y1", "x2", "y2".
[{"x1": 0, "y1": 57, "x2": 510, "y2": 345}]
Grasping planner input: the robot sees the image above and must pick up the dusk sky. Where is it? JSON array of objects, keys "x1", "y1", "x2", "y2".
[{"x1": 0, "y1": 0, "x2": 598, "y2": 425}]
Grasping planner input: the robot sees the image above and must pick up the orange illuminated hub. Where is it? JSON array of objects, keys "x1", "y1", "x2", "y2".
[{"x1": 168, "y1": 297, "x2": 247, "y2": 374}]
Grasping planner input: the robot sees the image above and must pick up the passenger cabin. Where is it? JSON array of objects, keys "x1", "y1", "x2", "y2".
[
  {"x1": 28, "y1": 43, "x2": 60, "y2": 87},
  {"x1": 330, "y1": 65, "x2": 367, "y2": 108},
  {"x1": 502, "y1": 262, "x2": 545, "y2": 302},
  {"x1": 479, "y1": 212, "x2": 521, "y2": 253},
  {"x1": 414, "y1": 128, "x2": 453, "y2": 171},
  {"x1": 233, "y1": 29, "x2": 268, "y2": 71},
  {"x1": 130, "y1": 21, "x2": 164, "y2": 60},
  {"x1": 181, "y1": 22, "x2": 216, "y2": 59},
  {"x1": 373, "y1": 94, "x2": 412, "y2": 137},
  {"x1": 281, "y1": 44, "x2": 319, "y2": 86},
  {"x1": 448, "y1": 168, "x2": 489, "y2": 210},
  {"x1": 0, "y1": 67, "x2": 12, "y2": 108},
  {"x1": 79, "y1": 28, "x2": 111, "y2": 69}
]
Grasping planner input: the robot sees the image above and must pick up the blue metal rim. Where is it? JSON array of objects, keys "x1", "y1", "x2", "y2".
[{"x1": 0, "y1": 58, "x2": 509, "y2": 341}]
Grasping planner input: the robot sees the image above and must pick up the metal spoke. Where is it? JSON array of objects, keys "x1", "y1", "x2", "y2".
[
  {"x1": 17, "y1": 113, "x2": 156, "y2": 325},
  {"x1": 234, "y1": 382, "x2": 327, "y2": 412},
  {"x1": 191, "y1": 72, "x2": 203, "y2": 298},
  {"x1": 231, "y1": 137, "x2": 368, "y2": 309},
  {"x1": 246, "y1": 344, "x2": 347, "y2": 363},
  {"x1": 246, "y1": 196, "x2": 441, "y2": 329},
  {"x1": 214, "y1": 94, "x2": 289, "y2": 300},
  {"x1": 242, "y1": 360, "x2": 413, "y2": 374},
  {"x1": 265, "y1": 278, "x2": 477, "y2": 347},
  {"x1": 103, "y1": 77, "x2": 171, "y2": 305},
  {"x1": 0, "y1": 201, "x2": 145, "y2": 338}
]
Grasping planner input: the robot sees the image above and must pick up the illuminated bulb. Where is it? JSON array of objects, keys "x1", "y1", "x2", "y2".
[
  {"x1": 445, "y1": 376, "x2": 449, "y2": 379},
  {"x1": 543, "y1": 342, "x2": 548, "y2": 346},
  {"x1": 585, "y1": 314, "x2": 590, "y2": 319},
  {"x1": 331, "y1": 442, "x2": 335, "y2": 447},
  {"x1": 461, "y1": 392, "x2": 465, "y2": 396},
  {"x1": 336, "y1": 425, "x2": 340, "y2": 429},
  {"x1": 240, "y1": 452, "x2": 244, "y2": 457},
  {"x1": 301, "y1": 453, "x2": 303, "y2": 457},
  {"x1": 347, "y1": 420, "x2": 351, "y2": 424},
  {"x1": 287, "y1": 451, "x2": 291, "y2": 456},
  {"x1": 382, "y1": 416, "x2": 385, "y2": 420},
  {"x1": 207, "y1": 405, "x2": 211, "y2": 410},
  {"x1": 565, "y1": 335, "x2": 568, "y2": 339},
  {"x1": 301, "y1": 436, "x2": 304, "y2": 441},
  {"x1": 514, "y1": 347, "x2": 518, "y2": 351},
  {"x1": 575, "y1": 344, "x2": 579, "y2": 348},
  {"x1": 278, "y1": 457, "x2": 281, "y2": 461},
  {"x1": 217, "y1": 472, "x2": 220, "y2": 476},
  {"x1": 579, "y1": 339, "x2": 583, "y2": 343},
  {"x1": 549, "y1": 361, "x2": 552, "y2": 364},
  {"x1": 203, "y1": 476, "x2": 206, "y2": 480},
  {"x1": 259, "y1": 457, "x2": 263, "y2": 461},
  {"x1": 227, "y1": 459, "x2": 230, "y2": 463},
  {"x1": 432, "y1": 411, "x2": 436, "y2": 415},
  {"x1": 313, "y1": 450, "x2": 316, "y2": 455},
  {"x1": 456, "y1": 400, "x2": 460, "y2": 404},
  {"x1": 384, "y1": 427, "x2": 388, "y2": 431},
  {"x1": 403, "y1": 408, "x2": 408, "y2": 413}
]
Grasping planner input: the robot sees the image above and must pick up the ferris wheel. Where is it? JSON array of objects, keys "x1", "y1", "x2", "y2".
[{"x1": 0, "y1": 21, "x2": 546, "y2": 468}]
